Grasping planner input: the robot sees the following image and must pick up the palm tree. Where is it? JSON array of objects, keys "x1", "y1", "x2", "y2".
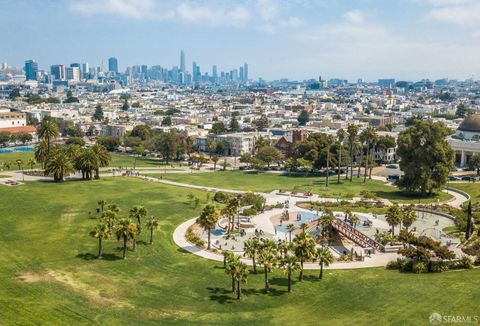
[
  {"x1": 281, "y1": 254, "x2": 301, "y2": 292},
  {"x1": 146, "y1": 215, "x2": 159, "y2": 244},
  {"x1": 107, "y1": 204, "x2": 120, "y2": 213},
  {"x1": 361, "y1": 127, "x2": 377, "y2": 183},
  {"x1": 319, "y1": 209, "x2": 336, "y2": 243},
  {"x1": 258, "y1": 245, "x2": 277, "y2": 291},
  {"x1": 212, "y1": 156, "x2": 219, "y2": 171},
  {"x1": 221, "y1": 198, "x2": 238, "y2": 232},
  {"x1": 3, "y1": 161, "x2": 11, "y2": 170},
  {"x1": 232, "y1": 260, "x2": 249, "y2": 300},
  {"x1": 15, "y1": 159, "x2": 23, "y2": 170},
  {"x1": 401, "y1": 205, "x2": 417, "y2": 232},
  {"x1": 336, "y1": 128, "x2": 346, "y2": 184},
  {"x1": 75, "y1": 148, "x2": 98, "y2": 180},
  {"x1": 350, "y1": 214, "x2": 360, "y2": 229},
  {"x1": 36, "y1": 119, "x2": 59, "y2": 153},
  {"x1": 224, "y1": 251, "x2": 239, "y2": 292},
  {"x1": 27, "y1": 158, "x2": 36, "y2": 170},
  {"x1": 287, "y1": 224, "x2": 295, "y2": 242},
  {"x1": 196, "y1": 205, "x2": 220, "y2": 250},
  {"x1": 34, "y1": 140, "x2": 48, "y2": 169},
  {"x1": 129, "y1": 205, "x2": 148, "y2": 234},
  {"x1": 347, "y1": 124, "x2": 359, "y2": 181},
  {"x1": 90, "y1": 223, "x2": 111, "y2": 259},
  {"x1": 324, "y1": 134, "x2": 335, "y2": 187},
  {"x1": 293, "y1": 232, "x2": 316, "y2": 281},
  {"x1": 44, "y1": 146, "x2": 74, "y2": 182},
  {"x1": 115, "y1": 218, "x2": 137, "y2": 259},
  {"x1": 243, "y1": 238, "x2": 260, "y2": 273},
  {"x1": 92, "y1": 143, "x2": 111, "y2": 179},
  {"x1": 100, "y1": 210, "x2": 117, "y2": 229},
  {"x1": 98, "y1": 200, "x2": 107, "y2": 213},
  {"x1": 129, "y1": 205, "x2": 147, "y2": 250},
  {"x1": 316, "y1": 247, "x2": 334, "y2": 279},
  {"x1": 385, "y1": 204, "x2": 402, "y2": 236}
]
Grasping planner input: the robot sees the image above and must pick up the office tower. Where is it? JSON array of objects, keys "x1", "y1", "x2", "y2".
[
  {"x1": 212, "y1": 65, "x2": 217, "y2": 78},
  {"x1": 180, "y1": 50, "x2": 185, "y2": 74},
  {"x1": 192, "y1": 61, "x2": 197, "y2": 85},
  {"x1": 108, "y1": 57, "x2": 118, "y2": 74},
  {"x1": 82, "y1": 63, "x2": 89, "y2": 79},
  {"x1": 25, "y1": 60, "x2": 38, "y2": 81},
  {"x1": 50, "y1": 65, "x2": 65, "y2": 80},
  {"x1": 243, "y1": 63, "x2": 248, "y2": 81},
  {"x1": 1, "y1": 63, "x2": 7, "y2": 70},
  {"x1": 239, "y1": 66, "x2": 244, "y2": 82},
  {"x1": 65, "y1": 67, "x2": 80, "y2": 81}
]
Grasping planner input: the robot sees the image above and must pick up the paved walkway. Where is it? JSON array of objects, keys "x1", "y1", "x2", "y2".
[{"x1": 174, "y1": 216, "x2": 400, "y2": 270}]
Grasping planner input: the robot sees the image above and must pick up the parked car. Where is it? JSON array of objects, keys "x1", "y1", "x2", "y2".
[
  {"x1": 387, "y1": 175, "x2": 400, "y2": 182},
  {"x1": 461, "y1": 176, "x2": 477, "y2": 181},
  {"x1": 448, "y1": 175, "x2": 461, "y2": 181},
  {"x1": 386, "y1": 164, "x2": 398, "y2": 169}
]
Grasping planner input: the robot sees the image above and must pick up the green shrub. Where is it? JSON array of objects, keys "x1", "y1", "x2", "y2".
[
  {"x1": 185, "y1": 227, "x2": 205, "y2": 248},
  {"x1": 399, "y1": 258, "x2": 413, "y2": 272},
  {"x1": 454, "y1": 257, "x2": 473, "y2": 270},
  {"x1": 242, "y1": 207, "x2": 258, "y2": 216},
  {"x1": 428, "y1": 260, "x2": 449, "y2": 273},
  {"x1": 412, "y1": 261, "x2": 428, "y2": 273},
  {"x1": 386, "y1": 260, "x2": 400, "y2": 270},
  {"x1": 213, "y1": 192, "x2": 232, "y2": 203}
]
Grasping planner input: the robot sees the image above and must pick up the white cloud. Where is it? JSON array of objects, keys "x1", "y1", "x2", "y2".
[
  {"x1": 176, "y1": 3, "x2": 251, "y2": 27},
  {"x1": 279, "y1": 17, "x2": 304, "y2": 28},
  {"x1": 70, "y1": 0, "x2": 160, "y2": 19},
  {"x1": 342, "y1": 9, "x2": 366, "y2": 24},
  {"x1": 420, "y1": 0, "x2": 480, "y2": 26}
]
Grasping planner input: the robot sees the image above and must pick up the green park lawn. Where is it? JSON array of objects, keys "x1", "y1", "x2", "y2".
[
  {"x1": 0, "y1": 151, "x2": 185, "y2": 170},
  {"x1": 0, "y1": 177, "x2": 478, "y2": 325},
  {"x1": 450, "y1": 183, "x2": 480, "y2": 204},
  {"x1": 145, "y1": 171, "x2": 451, "y2": 203}
]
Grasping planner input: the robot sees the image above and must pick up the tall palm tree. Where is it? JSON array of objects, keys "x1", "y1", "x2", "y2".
[
  {"x1": 34, "y1": 140, "x2": 48, "y2": 169},
  {"x1": 129, "y1": 205, "x2": 148, "y2": 234},
  {"x1": 316, "y1": 247, "x2": 334, "y2": 279},
  {"x1": 281, "y1": 254, "x2": 301, "y2": 292},
  {"x1": 197, "y1": 205, "x2": 220, "y2": 250},
  {"x1": 232, "y1": 260, "x2": 249, "y2": 300},
  {"x1": 146, "y1": 215, "x2": 159, "y2": 244},
  {"x1": 115, "y1": 218, "x2": 137, "y2": 259},
  {"x1": 221, "y1": 198, "x2": 237, "y2": 232},
  {"x1": 401, "y1": 205, "x2": 417, "y2": 232},
  {"x1": 27, "y1": 158, "x2": 36, "y2": 170},
  {"x1": 336, "y1": 128, "x2": 346, "y2": 184},
  {"x1": 243, "y1": 238, "x2": 260, "y2": 273},
  {"x1": 92, "y1": 143, "x2": 111, "y2": 179},
  {"x1": 287, "y1": 224, "x2": 295, "y2": 242},
  {"x1": 90, "y1": 223, "x2": 111, "y2": 259},
  {"x1": 293, "y1": 232, "x2": 316, "y2": 281},
  {"x1": 361, "y1": 127, "x2": 377, "y2": 183},
  {"x1": 324, "y1": 134, "x2": 335, "y2": 187},
  {"x1": 224, "y1": 251, "x2": 239, "y2": 292},
  {"x1": 76, "y1": 148, "x2": 99, "y2": 180},
  {"x1": 319, "y1": 209, "x2": 336, "y2": 243},
  {"x1": 36, "y1": 119, "x2": 59, "y2": 153},
  {"x1": 386, "y1": 204, "x2": 402, "y2": 236},
  {"x1": 258, "y1": 245, "x2": 277, "y2": 291},
  {"x1": 15, "y1": 159, "x2": 23, "y2": 170},
  {"x1": 44, "y1": 146, "x2": 74, "y2": 182},
  {"x1": 347, "y1": 124, "x2": 359, "y2": 181}
]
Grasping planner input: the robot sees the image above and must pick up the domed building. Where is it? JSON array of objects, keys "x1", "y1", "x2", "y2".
[{"x1": 448, "y1": 114, "x2": 480, "y2": 167}]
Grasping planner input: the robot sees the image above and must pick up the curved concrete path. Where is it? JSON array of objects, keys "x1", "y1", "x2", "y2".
[{"x1": 174, "y1": 216, "x2": 399, "y2": 270}]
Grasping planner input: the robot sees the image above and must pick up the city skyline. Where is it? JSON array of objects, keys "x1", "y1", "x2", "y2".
[{"x1": 3, "y1": 1, "x2": 480, "y2": 81}]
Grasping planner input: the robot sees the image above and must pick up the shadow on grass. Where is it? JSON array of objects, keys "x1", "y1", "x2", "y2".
[
  {"x1": 373, "y1": 190, "x2": 441, "y2": 202},
  {"x1": 206, "y1": 287, "x2": 235, "y2": 304},
  {"x1": 76, "y1": 253, "x2": 122, "y2": 261}
]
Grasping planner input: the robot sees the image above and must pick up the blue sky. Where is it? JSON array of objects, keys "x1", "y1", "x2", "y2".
[{"x1": 2, "y1": 0, "x2": 480, "y2": 81}]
